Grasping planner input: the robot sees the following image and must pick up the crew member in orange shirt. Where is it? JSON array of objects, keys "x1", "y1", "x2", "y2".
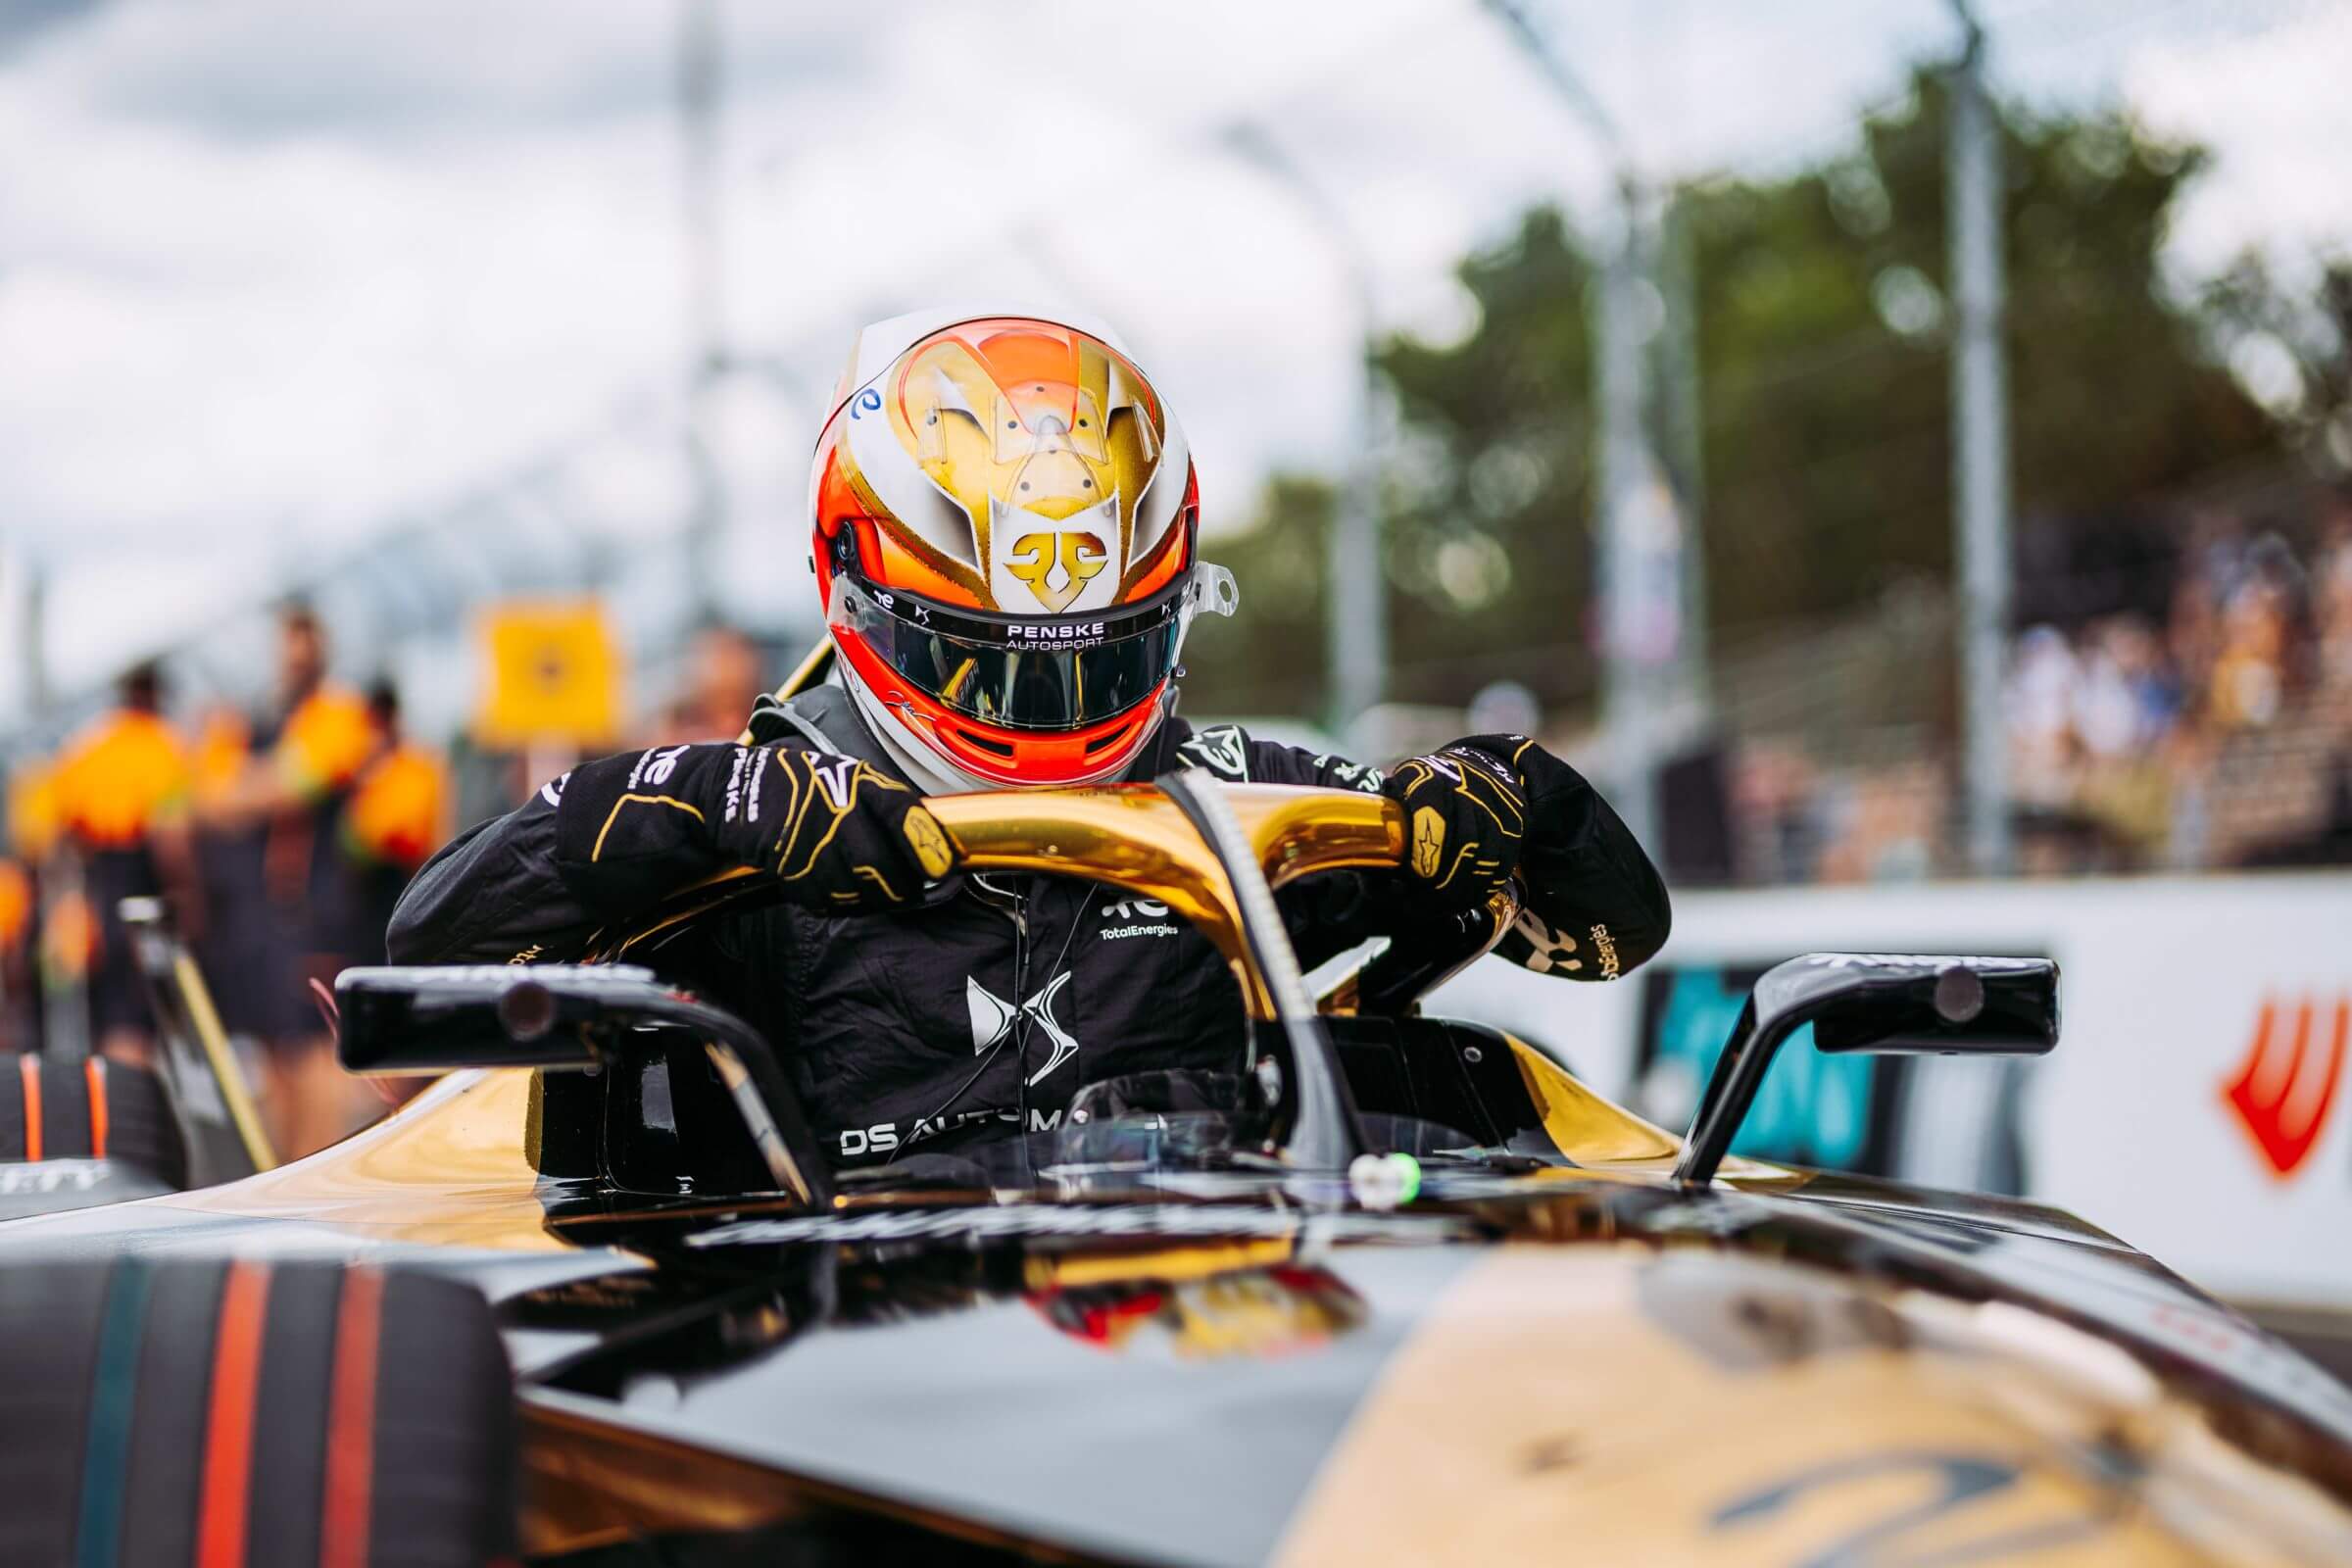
[
  {"x1": 47, "y1": 662, "x2": 197, "y2": 1062},
  {"x1": 342, "y1": 680, "x2": 447, "y2": 962},
  {"x1": 200, "y1": 605, "x2": 376, "y2": 1154},
  {"x1": 0, "y1": 856, "x2": 32, "y2": 1053},
  {"x1": 2, "y1": 761, "x2": 59, "y2": 1054}
]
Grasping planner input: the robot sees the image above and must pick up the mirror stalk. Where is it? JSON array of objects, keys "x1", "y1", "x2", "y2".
[
  {"x1": 1674, "y1": 954, "x2": 2059, "y2": 1187},
  {"x1": 338, "y1": 965, "x2": 832, "y2": 1208}
]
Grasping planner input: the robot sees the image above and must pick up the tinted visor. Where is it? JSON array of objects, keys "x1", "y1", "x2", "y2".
[{"x1": 833, "y1": 573, "x2": 1183, "y2": 732}]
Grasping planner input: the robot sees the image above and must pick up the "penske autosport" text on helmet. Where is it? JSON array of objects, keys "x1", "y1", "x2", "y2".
[{"x1": 809, "y1": 308, "x2": 1234, "y2": 789}]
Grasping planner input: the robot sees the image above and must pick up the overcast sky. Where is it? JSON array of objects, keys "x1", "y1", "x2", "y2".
[{"x1": 1, "y1": 0, "x2": 2345, "y2": 704}]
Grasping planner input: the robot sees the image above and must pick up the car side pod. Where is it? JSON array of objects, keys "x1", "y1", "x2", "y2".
[
  {"x1": 336, "y1": 964, "x2": 833, "y2": 1207},
  {"x1": 1673, "y1": 954, "x2": 2060, "y2": 1187}
]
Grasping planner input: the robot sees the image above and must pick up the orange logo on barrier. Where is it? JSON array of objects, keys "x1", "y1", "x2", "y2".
[{"x1": 2221, "y1": 997, "x2": 2350, "y2": 1180}]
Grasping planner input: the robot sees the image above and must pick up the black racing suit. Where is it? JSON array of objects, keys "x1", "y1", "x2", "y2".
[{"x1": 386, "y1": 684, "x2": 1669, "y2": 1166}]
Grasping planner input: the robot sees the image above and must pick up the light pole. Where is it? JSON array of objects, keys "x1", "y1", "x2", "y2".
[
  {"x1": 9, "y1": 552, "x2": 45, "y2": 722},
  {"x1": 1592, "y1": 188, "x2": 1674, "y2": 853},
  {"x1": 1659, "y1": 197, "x2": 1710, "y2": 717},
  {"x1": 1946, "y1": 0, "x2": 2013, "y2": 875},
  {"x1": 677, "y1": 0, "x2": 728, "y2": 625},
  {"x1": 1480, "y1": 0, "x2": 1695, "y2": 853},
  {"x1": 1220, "y1": 122, "x2": 1389, "y2": 755}
]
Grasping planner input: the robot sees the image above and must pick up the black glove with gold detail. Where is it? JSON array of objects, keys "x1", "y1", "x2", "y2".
[
  {"x1": 1381, "y1": 742, "x2": 1529, "y2": 908},
  {"x1": 705, "y1": 747, "x2": 952, "y2": 912},
  {"x1": 1457, "y1": 733, "x2": 1672, "y2": 983}
]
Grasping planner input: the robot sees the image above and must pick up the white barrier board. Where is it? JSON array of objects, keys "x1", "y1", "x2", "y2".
[{"x1": 1430, "y1": 871, "x2": 2352, "y2": 1304}]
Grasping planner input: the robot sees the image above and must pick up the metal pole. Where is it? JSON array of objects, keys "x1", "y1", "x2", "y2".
[
  {"x1": 1480, "y1": 0, "x2": 1676, "y2": 849},
  {"x1": 1330, "y1": 323, "x2": 1386, "y2": 754},
  {"x1": 1658, "y1": 193, "x2": 1710, "y2": 715},
  {"x1": 1594, "y1": 194, "x2": 1659, "y2": 851},
  {"x1": 1219, "y1": 125, "x2": 1387, "y2": 754},
  {"x1": 678, "y1": 0, "x2": 727, "y2": 624},
  {"x1": 1947, "y1": 5, "x2": 2012, "y2": 875},
  {"x1": 20, "y1": 557, "x2": 47, "y2": 718}
]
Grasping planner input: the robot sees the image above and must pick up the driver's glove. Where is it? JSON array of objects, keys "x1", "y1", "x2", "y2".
[
  {"x1": 704, "y1": 747, "x2": 953, "y2": 911},
  {"x1": 553, "y1": 742, "x2": 952, "y2": 914},
  {"x1": 1437, "y1": 733, "x2": 1670, "y2": 982},
  {"x1": 1381, "y1": 743, "x2": 1529, "y2": 908}
]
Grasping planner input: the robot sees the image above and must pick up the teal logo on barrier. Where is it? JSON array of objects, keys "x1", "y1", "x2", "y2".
[{"x1": 1651, "y1": 967, "x2": 1877, "y2": 1167}]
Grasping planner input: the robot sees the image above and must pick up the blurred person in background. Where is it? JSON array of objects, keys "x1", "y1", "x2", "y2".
[
  {"x1": 341, "y1": 679, "x2": 447, "y2": 962},
  {"x1": 0, "y1": 855, "x2": 32, "y2": 1052},
  {"x1": 1729, "y1": 744, "x2": 1822, "y2": 884},
  {"x1": 45, "y1": 661, "x2": 197, "y2": 1063},
  {"x1": 186, "y1": 703, "x2": 264, "y2": 1051},
  {"x1": 5, "y1": 761, "x2": 62, "y2": 1051},
  {"x1": 1814, "y1": 761, "x2": 1941, "y2": 885},
  {"x1": 654, "y1": 622, "x2": 766, "y2": 745},
  {"x1": 2074, "y1": 618, "x2": 2156, "y2": 762},
  {"x1": 388, "y1": 310, "x2": 1672, "y2": 1168},
  {"x1": 197, "y1": 603, "x2": 377, "y2": 1155},
  {"x1": 2211, "y1": 566, "x2": 2292, "y2": 728},
  {"x1": 2314, "y1": 501, "x2": 2352, "y2": 692},
  {"x1": 2071, "y1": 616, "x2": 2176, "y2": 855},
  {"x1": 2007, "y1": 625, "x2": 2082, "y2": 811},
  {"x1": 336, "y1": 680, "x2": 448, "y2": 1111}
]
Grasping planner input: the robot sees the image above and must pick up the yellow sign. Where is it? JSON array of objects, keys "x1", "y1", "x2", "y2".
[{"x1": 474, "y1": 600, "x2": 624, "y2": 749}]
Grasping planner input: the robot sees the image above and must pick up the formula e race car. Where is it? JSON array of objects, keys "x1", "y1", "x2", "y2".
[{"x1": 3, "y1": 772, "x2": 2350, "y2": 1566}]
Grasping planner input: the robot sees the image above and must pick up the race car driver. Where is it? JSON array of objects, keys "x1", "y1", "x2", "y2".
[{"x1": 388, "y1": 310, "x2": 1669, "y2": 1166}]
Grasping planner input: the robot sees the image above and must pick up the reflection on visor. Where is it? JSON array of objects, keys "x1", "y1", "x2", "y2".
[{"x1": 836, "y1": 576, "x2": 1187, "y2": 732}]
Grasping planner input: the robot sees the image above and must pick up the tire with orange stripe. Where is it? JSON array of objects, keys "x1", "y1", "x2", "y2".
[
  {"x1": 0, "y1": 1053, "x2": 184, "y2": 1185},
  {"x1": 0, "y1": 1257, "x2": 517, "y2": 1567}
]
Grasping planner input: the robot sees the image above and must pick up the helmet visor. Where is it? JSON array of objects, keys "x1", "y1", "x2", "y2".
[{"x1": 833, "y1": 574, "x2": 1184, "y2": 732}]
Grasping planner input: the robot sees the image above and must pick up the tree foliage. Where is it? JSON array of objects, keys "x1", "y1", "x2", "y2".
[
  {"x1": 1183, "y1": 70, "x2": 2290, "y2": 725},
  {"x1": 2196, "y1": 251, "x2": 2352, "y2": 466},
  {"x1": 1179, "y1": 472, "x2": 1335, "y2": 722}
]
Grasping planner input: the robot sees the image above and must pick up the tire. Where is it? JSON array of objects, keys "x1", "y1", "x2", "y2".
[
  {"x1": 0, "y1": 1257, "x2": 517, "y2": 1567},
  {"x1": 0, "y1": 1052, "x2": 186, "y2": 1186}
]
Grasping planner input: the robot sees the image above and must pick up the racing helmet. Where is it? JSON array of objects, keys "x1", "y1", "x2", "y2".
[{"x1": 809, "y1": 308, "x2": 1234, "y2": 788}]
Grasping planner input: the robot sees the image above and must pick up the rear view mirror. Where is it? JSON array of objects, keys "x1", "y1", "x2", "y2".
[
  {"x1": 1674, "y1": 954, "x2": 2058, "y2": 1186},
  {"x1": 337, "y1": 964, "x2": 657, "y2": 1074},
  {"x1": 336, "y1": 964, "x2": 831, "y2": 1206}
]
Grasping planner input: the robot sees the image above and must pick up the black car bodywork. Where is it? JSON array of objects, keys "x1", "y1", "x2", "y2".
[{"x1": 3, "y1": 780, "x2": 2348, "y2": 1566}]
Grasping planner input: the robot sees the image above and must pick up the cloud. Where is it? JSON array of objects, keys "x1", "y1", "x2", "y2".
[
  {"x1": 0, "y1": 0, "x2": 2343, "y2": 706},
  {"x1": 0, "y1": 0, "x2": 78, "y2": 65},
  {"x1": 2122, "y1": 3, "x2": 2352, "y2": 278},
  {"x1": 18, "y1": 0, "x2": 881, "y2": 143}
]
